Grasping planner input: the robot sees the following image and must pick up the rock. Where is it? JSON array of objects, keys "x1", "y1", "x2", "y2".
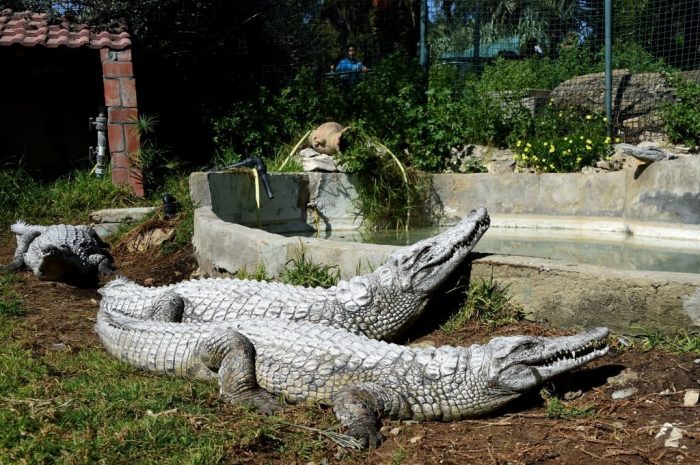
[
  {"x1": 409, "y1": 435, "x2": 423, "y2": 444},
  {"x1": 51, "y1": 343, "x2": 66, "y2": 350},
  {"x1": 89, "y1": 207, "x2": 155, "y2": 224},
  {"x1": 409, "y1": 340, "x2": 435, "y2": 349},
  {"x1": 607, "y1": 368, "x2": 640, "y2": 386},
  {"x1": 551, "y1": 70, "x2": 676, "y2": 132},
  {"x1": 616, "y1": 143, "x2": 672, "y2": 163},
  {"x1": 655, "y1": 422, "x2": 685, "y2": 448},
  {"x1": 143, "y1": 278, "x2": 156, "y2": 286},
  {"x1": 612, "y1": 387, "x2": 638, "y2": 400},
  {"x1": 683, "y1": 389, "x2": 699, "y2": 407},
  {"x1": 126, "y1": 227, "x2": 175, "y2": 253},
  {"x1": 564, "y1": 390, "x2": 582, "y2": 401},
  {"x1": 389, "y1": 427, "x2": 402, "y2": 436},
  {"x1": 445, "y1": 144, "x2": 515, "y2": 174},
  {"x1": 298, "y1": 148, "x2": 342, "y2": 172}
]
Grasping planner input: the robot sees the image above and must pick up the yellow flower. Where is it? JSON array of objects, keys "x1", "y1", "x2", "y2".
[
  {"x1": 579, "y1": 136, "x2": 584, "y2": 140},
  {"x1": 516, "y1": 140, "x2": 522, "y2": 147},
  {"x1": 604, "y1": 136, "x2": 611, "y2": 144},
  {"x1": 549, "y1": 145, "x2": 555, "y2": 153},
  {"x1": 550, "y1": 164, "x2": 555, "y2": 170},
  {"x1": 524, "y1": 147, "x2": 529, "y2": 153},
  {"x1": 569, "y1": 139, "x2": 573, "y2": 144},
  {"x1": 603, "y1": 117, "x2": 608, "y2": 122},
  {"x1": 576, "y1": 157, "x2": 582, "y2": 163},
  {"x1": 615, "y1": 137, "x2": 621, "y2": 143},
  {"x1": 558, "y1": 112, "x2": 563, "y2": 117},
  {"x1": 586, "y1": 139, "x2": 593, "y2": 144},
  {"x1": 526, "y1": 142, "x2": 532, "y2": 148},
  {"x1": 585, "y1": 115, "x2": 592, "y2": 120},
  {"x1": 586, "y1": 145, "x2": 592, "y2": 150}
]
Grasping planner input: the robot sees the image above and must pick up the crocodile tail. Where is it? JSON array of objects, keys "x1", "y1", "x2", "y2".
[
  {"x1": 98, "y1": 276, "x2": 137, "y2": 296},
  {"x1": 10, "y1": 220, "x2": 46, "y2": 236},
  {"x1": 99, "y1": 278, "x2": 185, "y2": 321}
]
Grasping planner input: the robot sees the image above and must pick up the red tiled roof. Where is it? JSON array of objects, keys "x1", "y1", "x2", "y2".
[{"x1": 0, "y1": 9, "x2": 130, "y2": 49}]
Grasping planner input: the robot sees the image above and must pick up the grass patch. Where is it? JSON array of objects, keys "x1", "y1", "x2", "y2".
[
  {"x1": 636, "y1": 331, "x2": 700, "y2": 355},
  {"x1": 279, "y1": 247, "x2": 340, "y2": 288},
  {"x1": 0, "y1": 318, "x2": 343, "y2": 464},
  {"x1": 541, "y1": 389, "x2": 595, "y2": 419},
  {"x1": 441, "y1": 276, "x2": 522, "y2": 333},
  {"x1": 0, "y1": 272, "x2": 25, "y2": 317}
]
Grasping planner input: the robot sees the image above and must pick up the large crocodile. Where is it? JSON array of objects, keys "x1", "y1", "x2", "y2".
[
  {"x1": 99, "y1": 207, "x2": 490, "y2": 340},
  {"x1": 6, "y1": 221, "x2": 115, "y2": 287},
  {"x1": 96, "y1": 306, "x2": 609, "y2": 448}
]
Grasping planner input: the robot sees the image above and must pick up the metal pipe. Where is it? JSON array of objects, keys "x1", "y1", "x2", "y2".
[{"x1": 89, "y1": 111, "x2": 108, "y2": 177}]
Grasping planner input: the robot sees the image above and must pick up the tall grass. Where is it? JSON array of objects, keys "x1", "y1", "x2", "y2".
[{"x1": 0, "y1": 169, "x2": 143, "y2": 229}]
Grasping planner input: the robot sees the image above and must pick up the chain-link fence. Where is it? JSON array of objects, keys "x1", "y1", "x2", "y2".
[{"x1": 428, "y1": 0, "x2": 700, "y2": 142}]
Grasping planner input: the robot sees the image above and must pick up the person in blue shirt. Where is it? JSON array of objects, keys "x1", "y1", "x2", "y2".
[{"x1": 334, "y1": 44, "x2": 368, "y2": 83}]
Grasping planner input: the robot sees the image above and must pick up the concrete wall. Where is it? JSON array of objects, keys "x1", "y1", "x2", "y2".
[
  {"x1": 191, "y1": 155, "x2": 700, "y2": 239},
  {"x1": 189, "y1": 157, "x2": 700, "y2": 335}
]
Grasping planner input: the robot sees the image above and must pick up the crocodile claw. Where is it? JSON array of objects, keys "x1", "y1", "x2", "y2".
[{"x1": 346, "y1": 425, "x2": 384, "y2": 449}]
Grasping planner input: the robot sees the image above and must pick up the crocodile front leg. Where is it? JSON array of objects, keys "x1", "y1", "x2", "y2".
[
  {"x1": 200, "y1": 331, "x2": 280, "y2": 415},
  {"x1": 332, "y1": 383, "x2": 410, "y2": 448}
]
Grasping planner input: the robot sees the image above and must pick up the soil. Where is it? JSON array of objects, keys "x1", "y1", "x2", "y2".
[{"x1": 2, "y1": 231, "x2": 700, "y2": 465}]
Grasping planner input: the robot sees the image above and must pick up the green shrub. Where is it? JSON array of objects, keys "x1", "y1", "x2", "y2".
[
  {"x1": 661, "y1": 74, "x2": 700, "y2": 147},
  {"x1": 337, "y1": 127, "x2": 432, "y2": 231},
  {"x1": 510, "y1": 108, "x2": 615, "y2": 172}
]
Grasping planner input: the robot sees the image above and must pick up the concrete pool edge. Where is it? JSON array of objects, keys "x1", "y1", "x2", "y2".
[{"x1": 192, "y1": 205, "x2": 700, "y2": 336}]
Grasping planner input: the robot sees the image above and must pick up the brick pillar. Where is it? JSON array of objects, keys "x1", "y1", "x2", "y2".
[{"x1": 100, "y1": 47, "x2": 144, "y2": 197}]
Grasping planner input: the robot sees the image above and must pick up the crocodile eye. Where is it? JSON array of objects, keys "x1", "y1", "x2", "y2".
[{"x1": 378, "y1": 266, "x2": 393, "y2": 286}]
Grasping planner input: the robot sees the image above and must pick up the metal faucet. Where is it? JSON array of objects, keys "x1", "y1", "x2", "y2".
[{"x1": 223, "y1": 157, "x2": 274, "y2": 199}]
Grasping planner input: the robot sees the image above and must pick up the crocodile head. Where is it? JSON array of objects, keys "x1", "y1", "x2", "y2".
[
  {"x1": 334, "y1": 208, "x2": 489, "y2": 333},
  {"x1": 466, "y1": 327, "x2": 609, "y2": 414},
  {"x1": 381, "y1": 207, "x2": 490, "y2": 293}
]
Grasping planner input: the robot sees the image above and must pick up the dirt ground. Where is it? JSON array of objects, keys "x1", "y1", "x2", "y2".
[{"x1": 2, "y1": 231, "x2": 700, "y2": 465}]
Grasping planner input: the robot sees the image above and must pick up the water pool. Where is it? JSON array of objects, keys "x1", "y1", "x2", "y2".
[{"x1": 285, "y1": 227, "x2": 700, "y2": 274}]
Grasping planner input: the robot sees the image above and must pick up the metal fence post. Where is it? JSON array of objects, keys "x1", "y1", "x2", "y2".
[
  {"x1": 419, "y1": 0, "x2": 429, "y2": 70},
  {"x1": 604, "y1": 0, "x2": 613, "y2": 138}
]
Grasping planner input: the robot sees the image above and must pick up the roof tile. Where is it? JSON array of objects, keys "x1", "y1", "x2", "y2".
[{"x1": 0, "y1": 9, "x2": 130, "y2": 50}]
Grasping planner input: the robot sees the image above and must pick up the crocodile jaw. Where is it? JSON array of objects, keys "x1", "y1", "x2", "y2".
[
  {"x1": 387, "y1": 207, "x2": 490, "y2": 292},
  {"x1": 486, "y1": 327, "x2": 610, "y2": 393}
]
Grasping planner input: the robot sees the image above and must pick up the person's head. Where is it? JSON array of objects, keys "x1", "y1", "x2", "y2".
[{"x1": 346, "y1": 44, "x2": 357, "y2": 59}]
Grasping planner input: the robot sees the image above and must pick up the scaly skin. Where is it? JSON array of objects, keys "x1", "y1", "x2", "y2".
[
  {"x1": 96, "y1": 306, "x2": 609, "y2": 448},
  {"x1": 7, "y1": 221, "x2": 115, "y2": 287},
  {"x1": 98, "y1": 208, "x2": 490, "y2": 341}
]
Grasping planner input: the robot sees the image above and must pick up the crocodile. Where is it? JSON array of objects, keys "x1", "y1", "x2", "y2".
[
  {"x1": 98, "y1": 207, "x2": 490, "y2": 340},
  {"x1": 6, "y1": 221, "x2": 115, "y2": 287},
  {"x1": 96, "y1": 305, "x2": 609, "y2": 448}
]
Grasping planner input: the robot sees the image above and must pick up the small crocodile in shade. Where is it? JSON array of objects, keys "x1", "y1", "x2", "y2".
[
  {"x1": 99, "y1": 208, "x2": 490, "y2": 341},
  {"x1": 6, "y1": 221, "x2": 115, "y2": 287},
  {"x1": 96, "y1": 305, "x2": 609, "y2": 449}
]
